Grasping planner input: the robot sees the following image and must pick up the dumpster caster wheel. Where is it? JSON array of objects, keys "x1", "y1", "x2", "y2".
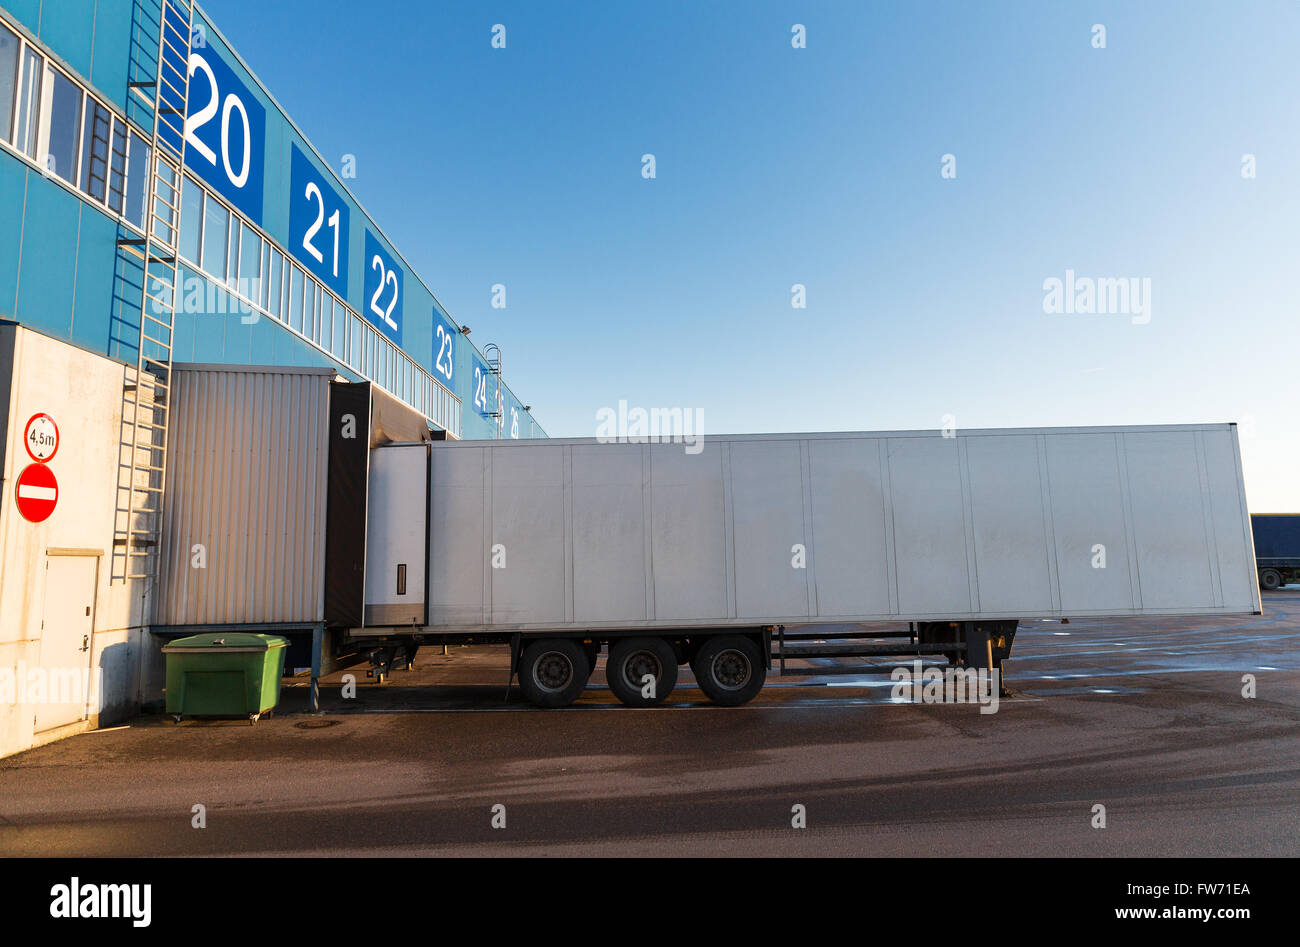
[
  {"x1": 172, "y1": 715, "x2": 182, "y2": 724},
  {"x1": 249, "y1": 713, "x2": 260, "y2": 725}
]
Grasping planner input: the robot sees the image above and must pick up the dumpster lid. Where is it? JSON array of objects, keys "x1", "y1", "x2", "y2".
[{"x1": 162, "y1": 632, "x2": 289, "y2": 653}]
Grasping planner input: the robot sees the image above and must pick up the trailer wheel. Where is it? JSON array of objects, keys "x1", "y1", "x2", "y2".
[
  {"x1": 692, "y1": 636, "x2": 765, "y2": 707},
  {"x1": 607, "y1": 637, "x2": 678, "y2": 707},
  {"x1": 519, "y1": 639, "x2": 591, "y2": 709},
  {"x1": 1260, "y1": 568, "x2": 1283, "y2": 591}
]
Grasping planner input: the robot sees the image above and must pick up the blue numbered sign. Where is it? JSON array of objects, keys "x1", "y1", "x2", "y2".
[
  {"x1": 288, "y1": 144, "x2": 349, "y2": 297},
  {"x1": 363, "y1": 231, "x2": 402, "y2": 344},
  {"x1": 470, "y1": 351, "x2": 494, "y2": 422},
  {"x1": 184, "y1": 40, "x2": 265, "y2": 223},
  {"x1": 431, "y1": 306, "x2": 459, "y2": 388}
]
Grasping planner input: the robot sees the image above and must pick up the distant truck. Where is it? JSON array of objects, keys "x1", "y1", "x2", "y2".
[
  {"x1": 155, "y1": 367, "x2": 1263, "y2": 710},
  {"x1": 1251, "y1": 514, "x2": 1300, "y2": 590}
]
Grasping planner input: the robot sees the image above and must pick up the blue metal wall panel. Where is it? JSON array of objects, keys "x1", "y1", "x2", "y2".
[
  {"x1": 89, "y1": 0, "x2": 138, "y2": 116},
  {"x1": 0, "y1": 1, "x2": 41, "y2": 34},
  {"x1": 0, "y1": 153, "x2": 26, "y2": 316},
  {"x1": 224, "y1": 310, "x2": 255, "y2": 365},
  {"x1": 107, "y1": 244, "x2": 143, "y2": 362},
  {"x1": 70, "y1": 207, "x2": 120, "y2": 352},
  {"x1": 191, "y1": 303, "x2": 225, "y2": 361},
  {"x1": 37, "y1": 0, "x2": 96, "y2": 79},
  {"x1": 170, "y1": 292, "x2": 195, "y2": 361},
  {"x1": 245, "y1": 314, "x2": 278, "y2": 366},
  {"x1": 14, "y1": 177, "x2": 80, "y2": 337}
]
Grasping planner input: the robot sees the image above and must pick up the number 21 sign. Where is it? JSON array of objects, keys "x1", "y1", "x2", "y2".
[{"x1": 288, "y1": 144, "x2": 350, "y2": 298}]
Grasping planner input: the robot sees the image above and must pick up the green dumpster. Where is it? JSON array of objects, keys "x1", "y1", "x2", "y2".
[{"x1": 162, "y1": 633, "x2": 288, "y2": 723}]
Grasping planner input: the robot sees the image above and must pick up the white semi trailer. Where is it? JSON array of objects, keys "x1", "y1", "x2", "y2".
[{"x1": 350, "y1": 423, "x2": 1260, "y2": 708}]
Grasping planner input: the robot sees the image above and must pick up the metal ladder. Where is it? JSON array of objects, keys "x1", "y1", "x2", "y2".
[
  {"x1": 111, "y1": 0, "x2": 195, "y2": 583},
  {"x1": 483, "y1": 343, "x2": 504, "y2": 436}
]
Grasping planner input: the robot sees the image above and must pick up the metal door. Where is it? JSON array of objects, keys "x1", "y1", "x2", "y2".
[{"x1": 35, "y1": 556, "x2": 97, "y2": 732}]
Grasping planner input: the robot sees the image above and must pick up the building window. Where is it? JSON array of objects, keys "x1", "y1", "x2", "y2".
[
  {"x1": 79, "y1": 98, "x2": 111, "y2": 202},
  {"x1": 39, "y1": 64, "x2": 81, "y2": 184},
  {"x1": 107, "y1": 117, "x2": 126, "y2": 213},
  {"x1": 0, "y1": 23, "x2": 20, "y2": 146},
  {"x1": 260, "y1": 241, "x2": 271, "y2": 308},
  {"x1": 267, "y1": 247, "x2": 282, "y2": 319},
  {"x1": 239, "y1": 221, "x2": 260, "y2": 299},
  {"x1": 301, "y1": 279, "x2": 314, "y2": 339},
  {"x1": 200, "y1": 194, "x2": 227, "y2": 278},
  {"x1": 305, "y1": 280, "x2": 318, "y2": 342},
  {"x1": 317, "y1": 289, "x2": 329, "y2": 346},
  {"x1": 179, "y1": 175, "x2": 201, "y2": 263},
  {"x1": 349, "y1": 315, "x2": 363, "y2": 371},
  {"x1": 281, "y1": 263, "x2": 291, "y2": 322},
  {"x1": 288, "y1": 265, "x2": 303, "y2": 334},
  {"x1": 14, "y1": 47, "x2": 41, "y2": 158},
  {"x1": 332, "y1": 298, "x2": 345, "y2": 356}
]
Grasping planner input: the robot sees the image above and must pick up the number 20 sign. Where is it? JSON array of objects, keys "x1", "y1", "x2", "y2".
[
  {"x1": 184, "y1": 42, "x2": 265, "y2": 224},
  {"x1": 363, "y1": 231, "x2": 403, "y2": 345},
  {"x1": 289, "y1": 144, "x2": 349, "y2": 297}
]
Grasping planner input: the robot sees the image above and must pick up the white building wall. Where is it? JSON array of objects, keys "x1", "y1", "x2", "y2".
[{"x1": 0, "y1": 323, "x2": 156, "y2": 759}]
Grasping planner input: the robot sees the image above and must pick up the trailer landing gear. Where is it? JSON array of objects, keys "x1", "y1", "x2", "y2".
[{"x1": 366, "y1": 644, "x2": 417, "y2": 684}]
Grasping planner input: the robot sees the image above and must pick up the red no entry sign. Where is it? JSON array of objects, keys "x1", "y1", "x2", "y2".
[{"x1": 15, "y1": 463, "x2": 58, "y2": 522}]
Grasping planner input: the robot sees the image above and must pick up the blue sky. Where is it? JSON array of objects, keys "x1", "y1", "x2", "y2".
[{"x1": 202, "y1": 0, "x2": 1300, "y2": 510}]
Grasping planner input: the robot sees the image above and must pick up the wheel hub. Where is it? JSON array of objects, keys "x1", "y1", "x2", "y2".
[
  {"x1": 623, "y1": 651, "x2": 661, "y2": 688},
  {"x1": 533, "y1": 652, "x2": 574, "y2": 692},
  {"x1": 712, "y1": 649, "x2": 751, "y2": 689}
]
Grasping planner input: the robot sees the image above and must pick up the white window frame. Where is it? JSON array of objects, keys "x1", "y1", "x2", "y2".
[{"x1": 0, "y1": 20, "x2": 20, "y2": 147}]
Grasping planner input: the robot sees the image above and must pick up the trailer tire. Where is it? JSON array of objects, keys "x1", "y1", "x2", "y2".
[
  {"x1": 607, "y1": 637, "x2": 678, "y2": 707},
  {"x1": 1260, "y1": 568, "x2": 1283, "y2": 591},
  {"x1": 692, "y1": 636, "x2": 766, "y2": 707},
  {"x1": 519, "y1": 640, "x2": 590, "y2": 709}
]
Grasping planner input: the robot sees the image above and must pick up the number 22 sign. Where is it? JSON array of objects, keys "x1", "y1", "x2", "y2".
[{"x1": 363, "y1": 231, "x2": 402, "y2": 345}]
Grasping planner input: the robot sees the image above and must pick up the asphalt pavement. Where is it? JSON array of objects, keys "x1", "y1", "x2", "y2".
[{"x1": 1, "y1": 594, "x2": 1296, "y2": 856}]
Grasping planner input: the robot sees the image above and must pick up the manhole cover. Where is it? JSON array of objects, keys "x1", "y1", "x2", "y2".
[{"x1": 294, "y1": 719, "x2": 340, "y2": 729}]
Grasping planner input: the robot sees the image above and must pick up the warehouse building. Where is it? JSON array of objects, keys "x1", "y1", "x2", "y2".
[{"x1": 0, "y1": 0, "x2": 544, "y2": 757}]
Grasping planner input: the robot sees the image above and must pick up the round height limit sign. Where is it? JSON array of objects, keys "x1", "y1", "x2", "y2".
[
  {"x1": 24, "y1": 412, "x2": 58, "y2": 462},
  {"x1": 16, "y1": 413, "x2": 59, "y2": 523}
]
